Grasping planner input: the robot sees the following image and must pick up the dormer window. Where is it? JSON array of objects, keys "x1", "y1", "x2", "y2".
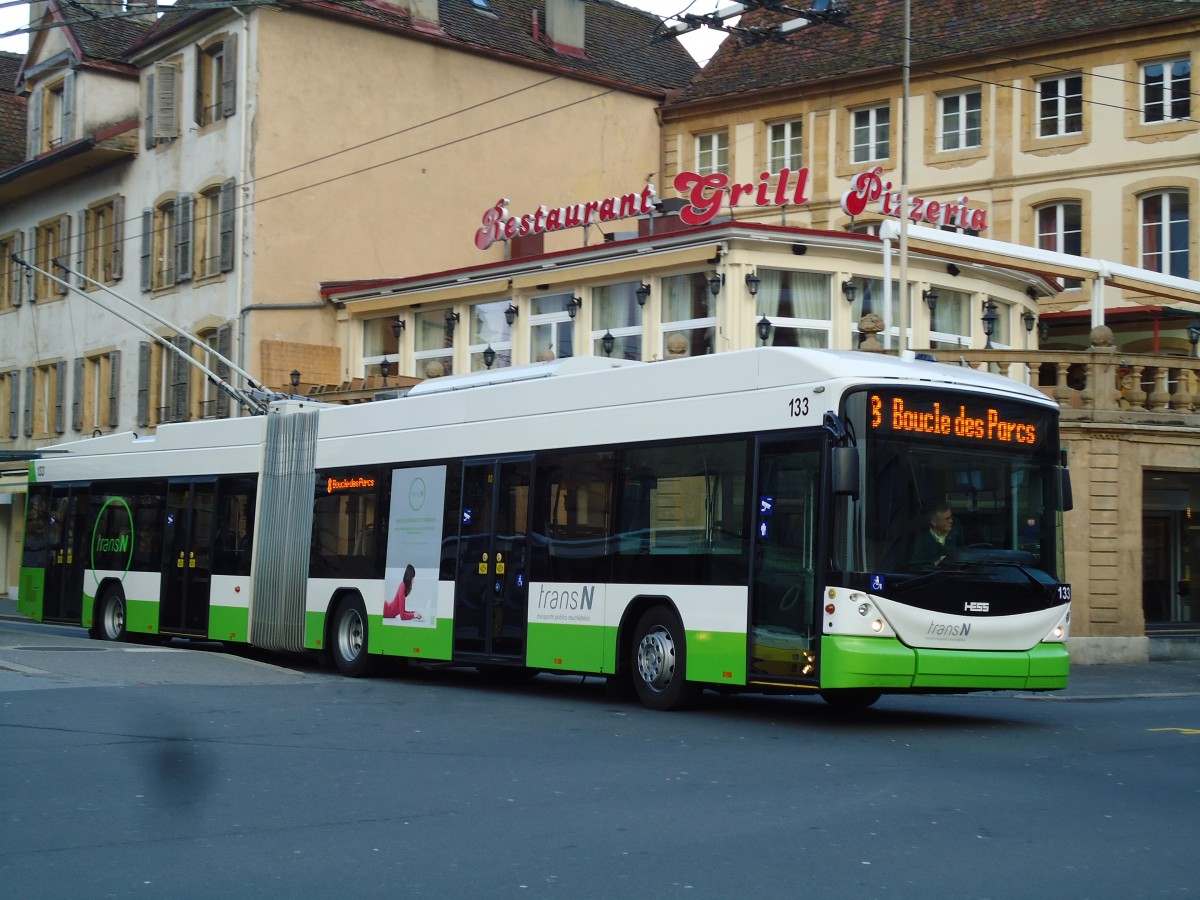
[{"x1": 28, "y1": 72, "x2": 75, "y2": 155}]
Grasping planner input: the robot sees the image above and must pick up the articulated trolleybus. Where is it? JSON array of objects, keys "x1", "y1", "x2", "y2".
[{"x1": 20, "y1": 348, "x2": 1071, "y2": 709}]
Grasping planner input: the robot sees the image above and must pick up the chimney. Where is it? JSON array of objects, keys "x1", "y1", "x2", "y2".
[{"x1": 544, "y1": 0, "x2": 586, "y2": 56}]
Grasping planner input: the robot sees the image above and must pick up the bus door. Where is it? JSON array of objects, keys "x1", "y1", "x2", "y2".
[
  {"x1": 41, "y1": 483, "x2": 90, "y2": 624},
  {"x1": 453, "y1": 458, "x2": 533, "y2": 660},
  {"x1": 748, "y1": 437, "x2": 822, "y2": 683},
  {"x1": 159, "y1": 479, "x2": 217, "y2": 637}
]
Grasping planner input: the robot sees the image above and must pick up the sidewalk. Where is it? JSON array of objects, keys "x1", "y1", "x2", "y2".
[{"x1": 4, "y1": 593, "x2": 1198, "y2": 699}]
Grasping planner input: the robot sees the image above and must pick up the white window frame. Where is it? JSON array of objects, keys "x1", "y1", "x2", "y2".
[
  {"x1": 767, "y1": 119, "x2": 802, "y2": 173},
  {"x1": 851, "y1": 105, "x2": 889, "y2": 164},
  {"x1": 1139, "y1": 190, "x2": 1190, "y2": 279},
  {"x1": 695, "y1": 131, "x2": 729, "y2": 176},
  {"x1": 1037, "y1": 74, "x2": 1082, "y2": 137},
  {"x1": 1035, "y1": 202, "x2": 1083, "y2": 290},
  {"x1": 1141, "y1": 58, "x2": 1192, "y2": 124},
  {"x1": 938, "y1": 89, "x2": 982, "y2": 151}
]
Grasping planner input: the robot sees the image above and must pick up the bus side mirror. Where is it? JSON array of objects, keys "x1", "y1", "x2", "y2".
[
  {"x1": 832, "y1": 446, "x2": 859, "y2": 499},
  {"x1": 1059, "y1": 466, "x2": 1073, "y2": 512}
]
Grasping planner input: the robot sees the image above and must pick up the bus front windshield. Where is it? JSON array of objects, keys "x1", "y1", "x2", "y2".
[{"x1": 842, "y1": 387, "x2": 1064, "y2": 582}]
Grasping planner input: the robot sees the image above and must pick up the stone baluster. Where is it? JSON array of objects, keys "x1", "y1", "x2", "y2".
[
  {"x1": 1148, "y1": 366, "x2": 1172, "y2": 411},
  {"x1": 1054, "y1": 362, "x2": 1072, "y2": 404},
  {"x1": 1125, "y1": 365, "x2": 1147, "y2": 410}
]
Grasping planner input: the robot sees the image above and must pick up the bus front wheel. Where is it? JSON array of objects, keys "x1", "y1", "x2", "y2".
[
  {"x1": 331, "y1": 597, "x2": 375, "y2": 677},
  {"x1": 89, "y1": 588, "x2": 127, "y2": 642},
  {"x1": 632, "y1": 606, "x2": 701, "y2": 711}
]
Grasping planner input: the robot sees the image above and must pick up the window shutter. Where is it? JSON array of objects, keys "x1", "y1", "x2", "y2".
[
  {"x1": 194, "y1": 45, "x2": 204, "y2": 126},
  {"x1": 10, "y1": 231, "x2": 22, "y2": 307},
  {"x1": 77, "y1": 207, "x2": 87, "y2": 285},
  {"x1": 154, "y1": 62, "x2": 179, "y2": 140},
  {"x1": 219, "y1": 178, "x2": 236, "y2": 272},
  {"x1": 61, "y1": 71, "x2": 75, "y2": 144},
  {"x1": 111, "y1": 195, "x2": 125, "y2": 280},
  {"x1": 221, "y1": 33, "x2": 238, "y2": 119},
  {"x1": 56, "y1": 213, "x2": 71, "y2": 295},
  {"x1": 170, "y1": 335, "x2": 191, "y2": 422},
  {"x1": 108, "y1": 350, "x2": 120, "y2": 428},
  {"x1": 27, "y1": 227, "x2": 37, "y2": 301},
  {"x1": 54, "y1": 360, "x2": 66, "y2": 434},
  {"x1": 215, "y1": 323, "x2": 232, "y2": 418},
  {"x1": 137, "y1": 341, "x2": 151, "y2": 427},
  {"x1": 23, "y1": 367, "x2": 33, "y2": 436},
  {"x1": 175, "y1": 193, "x2": 193, "y2": 282},
  {"x1": 140, "y1": 208, "x2": 152, "y2": 292},
  {"x1": 28, "y1": 88, "x2": 42, "y2": 156},
  {"x1": 8, "y1": 370, "x2": 18, "y2": 439},
  {"x1": 72, "y1": 356, "x2": 83, "y2": 432},
  {"x1": 144, "y1": 72, "x2": 155, "y2": 149}
]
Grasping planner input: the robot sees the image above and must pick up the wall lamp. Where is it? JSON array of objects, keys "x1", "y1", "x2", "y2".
[
  {"x1": 380, "y1": 356, "x2": 392, "y2": 387},
  {"x1": 1188, "y1": 320, "x2": 1200, "y2": 358},
  {"x1": 757, "y1": 316, "x2": 772, "y2": 344},
  {"x1": 504, "y1": 303, "x2": 519, "y2": 326},
  {"x1": 444, "y1": 308, "x2": 460, "y2": 340},
  {"x1": 290, "y1": 369, "x2": 301, "y2": 390},
  {"x1": 1039, "y1": 320, "x2": 1050, "y2": 342},
  {"x1": 602, "y1": 330, "x2": 615, "y2": 356},
  {"x1": 635, "y1": 283, "x2": 651, "y2": 307},
  {"x1": 841, "y1": 280, "x2": 856, "y2": 304},
  {"x1": 483, "y1": 345, "x2": 496, "y2": 369},
  {"x1": 567, "y1": 296, "x2": 583, "y2": 318},
  {"x1": 981, "y1": 299, "x2": 999, "y2": 349},
  {"x1": 745, "y1": 272, "x2": 761, "y2": 297},
  {"x1": 392, "y1": 316, "x2": 405, "y2": 339},
  {"x1": 1022, "y1": 310, "x2": 1037, "y2": 333},
  {"x1": 922, "y1": 289, "x2": 938, "y2": 313},
  {"x1": 708, "y1": 272, "x2": 724, "y2": 298}
]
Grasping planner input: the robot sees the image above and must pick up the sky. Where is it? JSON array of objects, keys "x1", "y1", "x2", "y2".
[{"x1": 0, "y1": 0, "x2": 730, "y2": 64}]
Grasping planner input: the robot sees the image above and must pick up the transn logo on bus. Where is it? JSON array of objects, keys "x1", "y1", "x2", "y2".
[{"x1": 964, "y1": 601, "x2": 989, "y2": 613}]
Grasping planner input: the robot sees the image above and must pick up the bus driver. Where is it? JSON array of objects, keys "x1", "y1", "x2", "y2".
[{"x1": 909, "y1": 504, "x2": 963, "y2": 569}]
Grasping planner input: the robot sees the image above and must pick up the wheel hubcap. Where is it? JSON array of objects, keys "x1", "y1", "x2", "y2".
[
  {"x1": 636, "y1": 625, "x2": 676, "y2": 693},
  {"x1": 338, "y1": 609, "x2": 364, "y2": 661},
  {"x1": 104, "y1": 598, "x2": 124, "y2": 639}
]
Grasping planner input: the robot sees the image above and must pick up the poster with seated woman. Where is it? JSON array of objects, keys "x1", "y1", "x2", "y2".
[{"x1": 382, "y1": 465, "x2": 446, "y2": 628}]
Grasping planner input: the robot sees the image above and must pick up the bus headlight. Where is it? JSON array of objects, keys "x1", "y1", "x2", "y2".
[{"x1": 872, "y1": 619, "x2": 884, "y2": 633}]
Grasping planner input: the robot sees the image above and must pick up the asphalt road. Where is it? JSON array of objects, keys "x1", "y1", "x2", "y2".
[{"x1": 2, "y1": 618, "x2": 1198, "y2": 900}]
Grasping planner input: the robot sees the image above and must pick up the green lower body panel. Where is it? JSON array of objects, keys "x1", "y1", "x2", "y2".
[
  {"x1": 208, "y1": 605, "x2": 250, "y2": 643},
  {"x1": 125, "y1": 597, "x2": 160, "y2": 637},
  {"x1": 370, "y1": 616, "x2": 453, "y2": 661},
  {"x1": 17, "y1": 567, "x2": 44, "y2": 620},
  {"x1": 686, "y1": 629, "x2": 747, "y2": 687},
  {"x1": 526, "y1": 622, "x2": 611, "y2": 673},
  {"x1": 820, "y1": 636, "x2": 1069, "y2": 691}
]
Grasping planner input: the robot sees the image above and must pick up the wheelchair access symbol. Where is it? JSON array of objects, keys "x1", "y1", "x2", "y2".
[{"x1": 870, "y1": 574, "x2": 885, "y2": 592}]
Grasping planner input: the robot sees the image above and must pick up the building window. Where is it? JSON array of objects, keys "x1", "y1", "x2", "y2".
[
  {"x1": 1035, "y1": 202, "x2": 1083, "y2": 290},
  {"x1": 1140, "y1": 190, "x2": 1189, "y2": 279},
  {"x1": 851, "y1": 104, "x2": 889, "y2": 163},
  {"x1": 0, "y1": 232, "x2": 20, "y2": 311},
  {"x1": 529, "y1": 293, "x2": 576, "y2": 363},
  {"x1": 83, "y1": 196, "x2": 124, "y2": 286},
  {"x1": 755, "y1": 270, "x2": 830, "y2": 349},
  {"x1": 926, "y1": 287, "x2": 972, "y2": 351},
  {"x1": 196, "y1": 35, "x2": 237, "y2": 126},
  {"x1": 938, "y1": 89, "x2": 982, "y2": 151},
  {"x1": 33, "y1": 215, "x2": 70, "y2": 301},
  {"x1": 661, "y1": 273, "x2": 715, "y2": 359},
  {"x1": 145, "y1": 59, "x2": 181, "y2": 147},
  {"x1": 1038, "y1": 75, "x2": 1082, "y2": 137},
  {"x1": 468, "y1": 299, "x2": 514, "y2": 371},
  {"x1": 1142, "y1": 59, "x2": 1191, "y2": 124},
  {"x1": 195, "y1": 185, "x2": 226, "y2": 278},
  {"x1": 74, "y1": 351, "x2": 119, "y2": 433},
  {"x1": 30, "y1": 361, "x2": 66, "y2": 438},
  {"x1": 592, "y1": 281, "x2": 644, "y2": 360},
  {"x1": 768, "y1": 119, "x2": 802, "y2": 172},
  {"x1": 414, "y1": 309, "x2": 454, "y2": 379},
  {"x1": 695, "y1": 131, "x2": 729, "y2": 176},
  {"x1": 143, "y1": 195, "x2": 194, "y2": 291}
]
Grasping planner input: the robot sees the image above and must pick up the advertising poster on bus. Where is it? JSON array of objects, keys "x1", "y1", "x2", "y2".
[{"x1": 383, "y1": 465, "x2": 446, "y2": 628}]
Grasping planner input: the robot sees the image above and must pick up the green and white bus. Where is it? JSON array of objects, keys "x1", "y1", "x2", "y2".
[{"x1": 18, "y1": 348, "x2": 1072, "y2": 709}]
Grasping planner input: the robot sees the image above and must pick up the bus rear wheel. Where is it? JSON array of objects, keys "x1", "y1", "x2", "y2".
[
  {"x1": 632, "y1": 606, "x2": 701, "y2": 711},
  {"x1": 331, "y1": 597, "x2": 375, "y2": 677},
  {"x1": 89, "y1": 588, "x2": 127, "y2": 642}
]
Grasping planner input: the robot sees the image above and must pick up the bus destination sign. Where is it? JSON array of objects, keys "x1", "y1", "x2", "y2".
[{"x1": 869, "y1": 392, "x2": 1040, "y2": 447}]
